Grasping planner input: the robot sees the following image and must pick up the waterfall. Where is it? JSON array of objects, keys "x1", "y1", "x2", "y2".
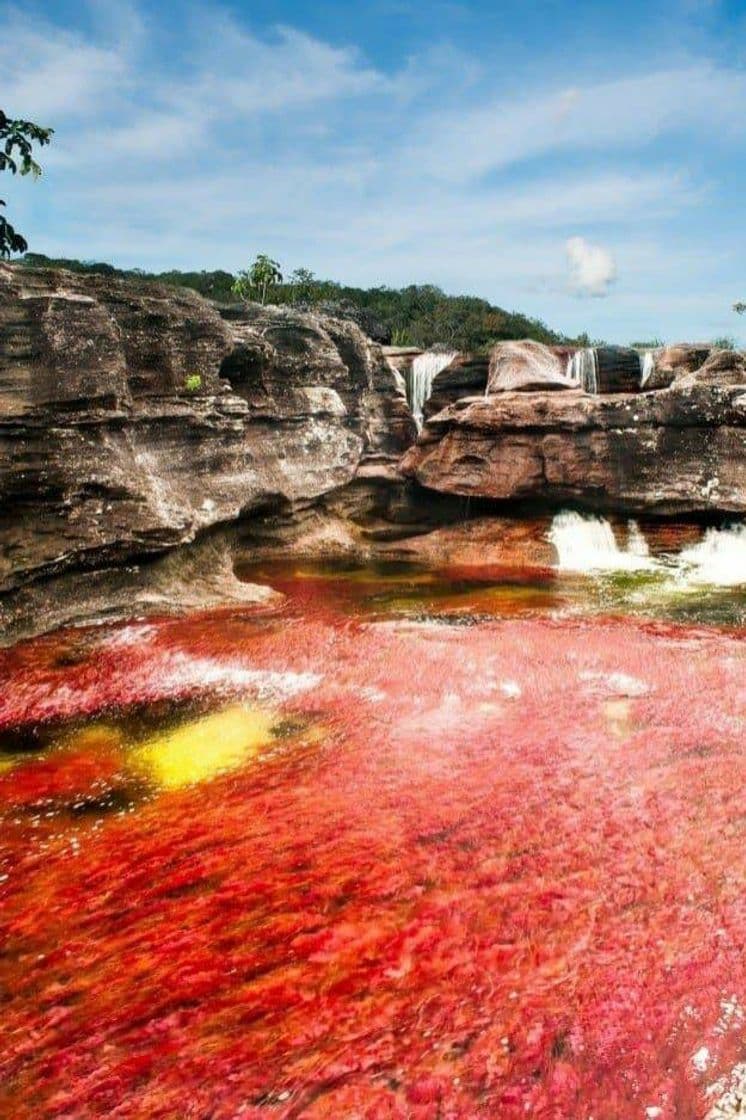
[
  {"x1": 640, "y1": 350, "x2": 656, "y2": 388},
  {"x1": 678, "y1": 524, "x2": 746, "y2": 585},
  {"x1": 567, "y1": 348, "x2": 599, "y2": 394},
  {"x1": 408, "y1": 350, "x2": 457, "y2": 429},
  {"x1": 549, "y1": 511, "x2": 652, "y2": 572}
]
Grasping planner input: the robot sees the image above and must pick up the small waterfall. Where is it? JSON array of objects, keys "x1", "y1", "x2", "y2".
[
  {"x1": 640, "y1": 350, "x2": 657, "y2": 388},
  {"x1": 408, "y1": 350, "x2": 457, "y2": 429},
  {"x1": 549, "y1": 511, "x2": 652, "y2": 572},
  {"x1": 678, "y1": 524, "x2": 746, "y2": 585},
  {"x1": 567, "y1": 348, "x2": 599, "y2": 393}
]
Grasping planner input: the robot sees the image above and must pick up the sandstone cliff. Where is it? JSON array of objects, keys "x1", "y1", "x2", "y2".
[{"x1": 0, "y1": 264, "x2": 415, "y2": 596}]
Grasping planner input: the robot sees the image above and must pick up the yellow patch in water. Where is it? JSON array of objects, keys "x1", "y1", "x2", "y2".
[
  {"x1": 63, "y1": 725, "x2": 126, "y2": 753},
  {"x1": 130, "y1": 705, "x2": 276, "y2": 789}
]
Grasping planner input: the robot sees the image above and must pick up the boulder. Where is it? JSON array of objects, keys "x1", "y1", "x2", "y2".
[
  {"x1": 677, "y1": 348, "x2": 746, "y2": 387},
  {"x1": 401, "y1": 384, "x2": 746, "y2": 515},
  {"x1": 487, "y1": 340, "x2": 575, "y2": 393},
  {"x1": 657, "y1": 343, "x2": 711, "y2": 379}
]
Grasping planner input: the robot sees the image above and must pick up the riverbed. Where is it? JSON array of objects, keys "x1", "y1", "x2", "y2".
[{"x1": 2, "y1": 555, "x2": 746, "y2": 1118}]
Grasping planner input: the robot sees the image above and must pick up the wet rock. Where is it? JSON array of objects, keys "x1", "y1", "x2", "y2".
[
  {"x1": 424, "y1": 354, "x2": 489, "y2": 418},
  {"x1": 487, "y1": 340, "x2": 575, "y2": 393},
  {"x1": 376, "y1": 515, "x2": 555, "y2": 569}
]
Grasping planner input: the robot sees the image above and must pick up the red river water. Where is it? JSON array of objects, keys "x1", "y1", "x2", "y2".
[{"x1": 2, "y1": 563, "x2": 746, "y2": 1118}]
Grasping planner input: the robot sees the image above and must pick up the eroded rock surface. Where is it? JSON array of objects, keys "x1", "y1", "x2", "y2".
[
  {"x1": 487, "y1": 340, "x2": 574, "y2": 394},
  {"x1": 0, "y1": 265, "x2": 415, "y2": 596},
  {"x1": 401, "y1": 384, "x2": 746, "y2": 514}
]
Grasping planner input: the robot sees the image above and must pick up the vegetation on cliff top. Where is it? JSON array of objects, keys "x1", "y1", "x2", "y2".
[{"x1": 19, "y1": 253, "x2": 573, "y2": 351}]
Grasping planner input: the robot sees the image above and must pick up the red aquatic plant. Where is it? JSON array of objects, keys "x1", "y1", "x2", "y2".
[{"x1": 1, "y1": 576, "x2": 745, "y2": 1118}]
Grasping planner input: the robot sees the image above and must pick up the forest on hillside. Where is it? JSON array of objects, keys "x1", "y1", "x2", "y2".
[{"x1": 19, "y1": 253, "x2": 591, "y2": 352}]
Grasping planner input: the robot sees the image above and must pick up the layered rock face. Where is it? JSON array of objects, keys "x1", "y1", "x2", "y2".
[
  {"x1": 0, "y1": 265, "x2": 414, "y2": 595},
  {"x1": 401, "y1": 381, "x2": 746, "y2": 515}
]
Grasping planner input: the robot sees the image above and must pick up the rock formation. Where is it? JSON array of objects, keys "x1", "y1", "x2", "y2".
[
  {"x1": 679, "y1": 348, "x2": 746, "y2": 386},
  {"x1": 5, "y1": 264, "x2": 746, "y2": 640},
  {"x1": 424, "y1": 354, "x2": 489, "y2": 418},
  {"x1": 487, "y1": 340, "x2": 575, "y2": 393},
  {"x1": 0, "y1": 264, "x2": 414, "y2": 603},
  {"x1": 658, "y1": 343, "x2": 712, "y2": 380},
  {"x1": 401, "y1": 382, "x2": 746, "y2": 515}
]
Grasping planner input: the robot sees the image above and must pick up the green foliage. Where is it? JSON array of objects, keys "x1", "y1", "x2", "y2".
[
  {"x1": 232, "y1": 254, "x2": 283, "y2": 305},
  {"x1": 19, "y1": 253, "x2": 589, "y2": 349},
  {"x1": 289, "y1": 267, "x2": 318, "y2": 303},
  {"x1": 0, "y1": 109, "x2": 53, "y2": 258},
  {"x1": 184, "y1": 373, "x2": 202, "y2": 393},
  {"x1": 712, "y1": 336, "x2": 736, "y2": 350},
  {"x1": 734, "y1": 303, "x2": 746, "y2": 315},
  {"x1": 630, "y1": 338, "x2": 664, "y2": 350}
]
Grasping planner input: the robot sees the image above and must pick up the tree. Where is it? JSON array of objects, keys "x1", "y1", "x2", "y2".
[
  {"x1": 232, "y1": 254, "x2": 283, "y2": 305},
  {"x1": 735, "y1": 303, "x2": 746, "y2": 315},
  {"x1": 0, "y1": 110, "x2": 53, "y2": 258},
  {"x1": 289, "y1": 267, "x2": 317, "y2": 304}
]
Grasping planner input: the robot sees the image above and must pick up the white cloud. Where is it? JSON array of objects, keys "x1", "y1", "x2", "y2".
[
  {"x1": 566, "y1": 237, "x2": 617, "y2": 298},
  {"x1": 0, "y1": 20, "x2": 129, "y2": 120},
  {"x1": 408, "y1": 65, "x2": 746, "y2": 182}
]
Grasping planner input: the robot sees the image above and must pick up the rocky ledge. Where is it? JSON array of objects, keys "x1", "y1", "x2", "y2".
[
  {"x1": 402, "y1": 378, "x2": 746, "y2": 515},
  {"x1": 0, "y1": 263, "x2": 414, "y2": 597}
]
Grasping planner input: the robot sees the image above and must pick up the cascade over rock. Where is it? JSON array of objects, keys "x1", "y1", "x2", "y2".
[
  {"x1": 407, "y1": 349, "x2": 458, "y2": 428},
  {"x1": 424, "y1": 354, "x2": 489, "y2": 418}
]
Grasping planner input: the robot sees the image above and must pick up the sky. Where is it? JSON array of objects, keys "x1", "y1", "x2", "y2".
[{"x1": 2, "y1": 0, "x2": 746, "y2": 343}]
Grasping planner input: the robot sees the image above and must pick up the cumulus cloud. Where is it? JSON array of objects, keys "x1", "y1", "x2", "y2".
[{"x1": 566, "y1": 237, "x2": 617, "y2": 298}]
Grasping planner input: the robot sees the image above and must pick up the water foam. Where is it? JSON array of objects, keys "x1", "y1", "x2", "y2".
[
  {"x1": 678, "y1": 524, "x2": 746, "y2": 586},
  {"x1": 549, "y1": 511, "x2": 653, "y2": 573}
]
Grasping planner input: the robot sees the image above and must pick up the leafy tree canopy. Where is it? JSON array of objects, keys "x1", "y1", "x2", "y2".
[
  {"x1": 232, "y1": 254, "x2": 283, "y2": 305},
  {"x1": 0, "y1": 110, "x2": 53, "y2": 258}
]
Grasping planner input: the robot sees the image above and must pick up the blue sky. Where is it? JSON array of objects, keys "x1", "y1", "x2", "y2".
[{"x1": 2, "y1": 0, "x2": 746, "y2": 343}]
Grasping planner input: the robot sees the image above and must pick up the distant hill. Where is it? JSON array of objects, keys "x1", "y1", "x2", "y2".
[{"x1": 19, "y1": 253, "x2": 588, "y2": 351}]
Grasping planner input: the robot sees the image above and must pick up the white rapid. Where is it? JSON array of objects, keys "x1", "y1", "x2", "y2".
[
  {"x1": 567, "y1": 348, "x2": 599, "y2": 394},
  {"x1": 549, "y1": 511, "x2": 652, "y2": 573},
  {"x1": 408, "y1": 350, "x2": 457, "y2": 429},
  {"x1": 549, "y1": 512, "x2": 746, "y2": 586},
  {"x1": 678, "y1": 524, "x2": 746, "y2": 586}
]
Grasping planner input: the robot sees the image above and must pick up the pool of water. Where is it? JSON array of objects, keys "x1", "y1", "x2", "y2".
[{"x1": 3, "y1": 560, "x2": 746, "y2": 1118}]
